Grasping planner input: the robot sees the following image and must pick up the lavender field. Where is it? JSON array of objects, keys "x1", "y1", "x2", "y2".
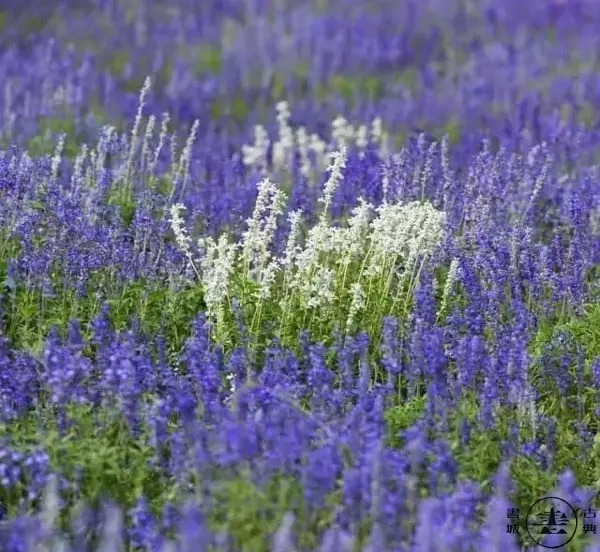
[{"x1": 2, "y1": 0, "x2": 600, "y2": 550}]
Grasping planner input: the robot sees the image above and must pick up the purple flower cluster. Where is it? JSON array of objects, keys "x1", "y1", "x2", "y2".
[{"x1": 0, "y1": 308, "x2": 596, "y2": 549}]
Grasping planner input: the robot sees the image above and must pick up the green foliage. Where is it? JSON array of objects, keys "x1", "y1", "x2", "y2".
[
  {"x1": 1, "y1": 402, "x2": 341, "y2": 550},
  {"x1": 383, "y1": 299, "x2": 600, "y2": 549},
  {"x1": 1, "y1": 264, "x2": 207, "y2": 360},
  {"x1": 195, "y1": 45, "x2": 223, "y2": 76},
  {"x1": 0, "y1": 404, "x2": 161, "y2": 519},
  {"x1": 210, "y1": 96, "x2": 250, "y2": 125},
  {"x1": 386, "y1": 381, "x2": 600, "y2": 550}
]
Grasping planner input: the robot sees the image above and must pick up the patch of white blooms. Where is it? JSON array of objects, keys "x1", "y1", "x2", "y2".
[
  {"x1": 171, "y1": 112, "x2": 446, "y2": 336},
  {"x1": 242, "y1": 125, "x2": 270, "y2": 174},
  {"x1": 272, "y1": 101, "x2": 294, "y2": 170},
  {"x1": 197, "y1": 234, "x2": 238, "y2": 321},
  {"x1": 241, "y1": 177, "x2": 286, "y2": 301},
  {"x1": 366, "y1": 201, "x2": 447, "y2": 279},
  {"x1": 345, "y1": 282, "x2": 366, "y2": 334},
  {"x1": 169, "y1": 203, "x2": 201, "y2": 281},
  {"x1": 334, "y1": 199, "x2": 373, "y2": 270},
  {"x1": 170, "y1": 203, "x2": 238, "y2": 325},
  {"x1": 241, "y1": 101, "x2": 389, "y2": 184},
  {"x1": 281, "y1": 209, "x2": 304, "y2": 271},
  {"x1": 281, "y1": 155, "x2": 446, "y2": 318}
]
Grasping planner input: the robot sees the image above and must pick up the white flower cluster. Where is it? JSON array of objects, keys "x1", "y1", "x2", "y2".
[
  {"x1": 171, "y1": 145, "x2": 447, "y2": 338},
  {"x1": 197, "y1": 233, "x2": 238, "y2": 318},
  {"x1": 169, "y1": 204, "x2": 197, "y2": 271},
  {"x1": 170, "y1": 203, "x2": 238, "y2": 323},
  {"x1": 242, "y1": 125, "x2": 270, "y2": 174},
  {"x1": 331, "y1": 115, "x2": 387, "y2": 156},
  {"x1": 285, "y1": 187, "x2": 446, "y2": 316},
  {"x1": 241, "y1": 177, "x2": 287, "y2": 300},
  {"x1": 366, "y1": 200, "x2": 447, "y2": 278},
  {"x1": 241, "y1": 101, "x2": 389, "y2": 184}
]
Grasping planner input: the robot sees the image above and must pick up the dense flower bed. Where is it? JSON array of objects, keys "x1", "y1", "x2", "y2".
[{"x1": 2, "y1": 0, "x2": 600, "y2": 550}]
